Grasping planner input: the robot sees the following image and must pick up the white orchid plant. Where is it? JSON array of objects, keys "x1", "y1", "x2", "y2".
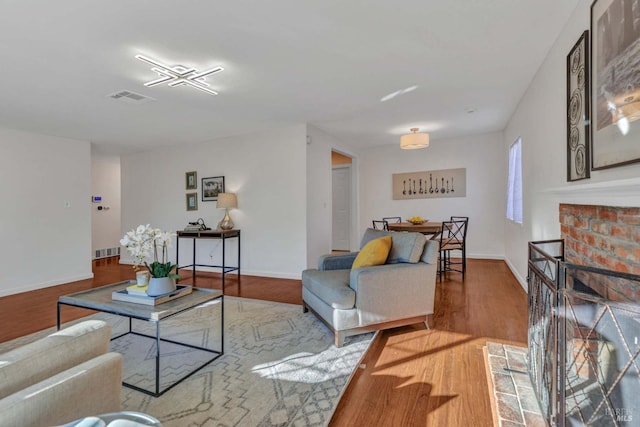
[{"x1": 120, "y1": 224, "x2": 178, "y2": 279}]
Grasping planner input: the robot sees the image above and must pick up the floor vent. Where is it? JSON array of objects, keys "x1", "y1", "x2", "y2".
[{"x1": 94, "y1": 247, "x2": 121, "y2": 259}]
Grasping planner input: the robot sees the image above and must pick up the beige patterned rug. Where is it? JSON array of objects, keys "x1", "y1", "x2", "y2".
[{"x1": 0, "y1": 296, "x2": 374, "y2": 427}]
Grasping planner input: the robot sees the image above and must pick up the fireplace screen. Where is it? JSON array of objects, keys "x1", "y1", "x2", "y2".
[
  {"x1": 528, "y1": 240, "x2": 640, "y2": 426},
  {"x1": 528, "y1": 240, "x2": 564, "y2": 423},
  {"x1": 559, "y1": 264, "x2": 640, "y2": 426}
]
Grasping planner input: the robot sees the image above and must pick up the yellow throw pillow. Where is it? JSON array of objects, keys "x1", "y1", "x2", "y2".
[{"x1": 352, "y1": 236, "x2": 392, "y2": 269}]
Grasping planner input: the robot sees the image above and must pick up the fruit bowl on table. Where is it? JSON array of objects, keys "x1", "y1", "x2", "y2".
[{"x1": 408, "y1": 217, "x2": 426, "y2": 225}]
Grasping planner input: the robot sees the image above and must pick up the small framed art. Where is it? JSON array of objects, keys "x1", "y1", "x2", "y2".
[
  {"x1": 186, "y1": 171, "x2": 197, "y2": 190},
  {"x1": 202, "y1": 176, "x2": 225, "y2": 201},
  {"x1": 186, "y1": 192, "x2": 198, "y2": 211}
]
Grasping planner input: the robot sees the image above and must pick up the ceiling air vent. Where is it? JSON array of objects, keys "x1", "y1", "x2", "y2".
[{"x1": 107, "y1": 90, "x2": 156, "y2": 104}]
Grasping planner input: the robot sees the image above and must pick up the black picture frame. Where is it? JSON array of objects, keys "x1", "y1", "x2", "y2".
[
  {"x1": 590, "y1": 0, "x2": 640, "y2": 170},
  {"x1": 202, "y1": 176, "x2": 225, "y2": 201},
  {"x1": 567, "y1": 30, "x2": 591, "y2": 182},
  {"x1": 186, "y1": 192, "x2": 198, "y2": 211}
]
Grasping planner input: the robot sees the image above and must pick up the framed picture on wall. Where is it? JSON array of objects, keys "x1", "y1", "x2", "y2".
[
  {"x1": 186, "y1": 192, "x2": 198, "y2": 211},
  {"x1": 202, "y1": 176, "x2": 225, "y2": 201},
  {"x1": 566, "y1": 30, "x2": 590, "y2": 181},
  {"x1": 186, "y1": 171, "x2": 197, "y2": 190},
  {"x1": 591, "y1": 0, "x2": 640, "y2": 169}
]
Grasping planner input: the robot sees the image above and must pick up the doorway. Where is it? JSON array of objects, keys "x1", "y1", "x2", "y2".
[{"x1": 331, "y1": 151, "x2": 352, "y2": 251}]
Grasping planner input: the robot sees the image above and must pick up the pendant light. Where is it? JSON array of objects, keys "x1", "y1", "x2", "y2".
[{"x1": 400, "y1": 128, "x2": 429, "y2": 149}]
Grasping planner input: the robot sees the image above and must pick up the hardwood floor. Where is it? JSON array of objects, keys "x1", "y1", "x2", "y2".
[
  {"x1": 0, "y1": 257, "x2": 528, "y2": 426},
  {"x1": 331, "y1": 259, "x2": 528, "y2": 426}
]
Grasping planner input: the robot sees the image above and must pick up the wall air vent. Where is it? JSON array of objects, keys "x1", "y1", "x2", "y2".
[
  {"x1": 94, "y1": 247, "x2": 121, "y2": 260},
  {"x1": 107, "y1": 90, "x2": 156, "y2": 104}
]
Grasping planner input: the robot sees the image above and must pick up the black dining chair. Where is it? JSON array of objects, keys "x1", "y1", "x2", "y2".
[
  {"x1": 449, "y1": 216, "x2": 469, "y2": 275},
  {"x1": 438, "y1": 219, "x2": 468, "y2": 281},
  {"x1": 372, "y1": 220, "x2": 389, "y2": 231},
  {"x1": 382, "y1": 216, "x2": 402, "y2": 224}
]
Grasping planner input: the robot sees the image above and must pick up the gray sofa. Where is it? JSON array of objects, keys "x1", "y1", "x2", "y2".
[
  {"x1": 302, "y1": 228, "x2": 439, "y2": 347},
  {"x1": 0, "y1": 320, "x2": 123, "y2": 427}
]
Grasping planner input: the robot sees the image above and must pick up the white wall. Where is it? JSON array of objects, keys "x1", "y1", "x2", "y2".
[
  {"x1": 306, "y1": 126, "x2": 333, "y2": 268},
  {"x1": 306, "y1": 125, "x2": 361, "y2": 267},
  {"x1": 0, "y1": 127, "x2": 92, "y2": 296},
  {"x1": 504, "y1": 0, "x2": 640, "y2": 288},
  {"x1": 91, "y1": 152, "x2": 121, "y2": 256},
  {"x1": 359, "y1": 132, "x2": 506, "y2": 259},
  {"x1": 121, "y1": 125, "x2": 308, "y2": 279}
]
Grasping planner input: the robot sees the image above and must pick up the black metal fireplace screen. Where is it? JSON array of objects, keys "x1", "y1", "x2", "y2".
[{"x1": 528, "y1": 240, "x2": 640, "y2": 426}]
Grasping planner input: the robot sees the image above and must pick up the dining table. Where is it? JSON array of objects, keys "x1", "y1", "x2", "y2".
[{"x1": 387, "y1": 221, "x2": 443, "y2": 240}]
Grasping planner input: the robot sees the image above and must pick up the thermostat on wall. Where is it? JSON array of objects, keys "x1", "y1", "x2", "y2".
[{"x1": 92, "y1": 196, "x2": 102, "y2": 203}]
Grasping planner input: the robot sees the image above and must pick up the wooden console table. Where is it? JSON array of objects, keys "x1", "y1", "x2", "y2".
[{"x1": 176, "y1": 229, "x2": 241, "y2": 292}]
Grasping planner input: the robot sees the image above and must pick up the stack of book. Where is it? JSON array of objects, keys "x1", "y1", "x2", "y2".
[
  {"x1": 126, "y1": 284, "x2": 148, "y2": 296},
  {"x1": 112, "y1": 284, "x2": 193, "y2": 306}
]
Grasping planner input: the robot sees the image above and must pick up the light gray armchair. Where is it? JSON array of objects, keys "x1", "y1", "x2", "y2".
[{"x1": 302, "y1": 228, "x2": 439, "y2": 347}]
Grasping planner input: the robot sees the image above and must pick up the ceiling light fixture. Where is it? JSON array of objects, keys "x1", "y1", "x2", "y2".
[
  {"x1": 400, "y1": 128, "x2": 429, "y2": 149},
  {"x1": 135, "y1": 54, "x2": 224, "y2": 96}
]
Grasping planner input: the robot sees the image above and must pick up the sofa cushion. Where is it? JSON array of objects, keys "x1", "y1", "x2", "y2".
[
  {"x1": 352, "y1": 236, "x2": 392, "y2": 269},
  {"x1": 360, "y1": 228, "x2": 426, "y2": 264},
  {"x1": 301, "y1": 269, "x2": 355, "y2": 310},
  {"x1": 420, "y1": 239, "x2": 439, "y2": 264}
]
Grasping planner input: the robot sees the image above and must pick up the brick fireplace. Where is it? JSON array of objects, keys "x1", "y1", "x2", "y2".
[{"x1": 559, "y1": 203, "x2": 640, "y2": 301}]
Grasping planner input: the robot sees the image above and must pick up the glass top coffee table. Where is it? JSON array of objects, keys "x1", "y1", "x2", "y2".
[{"x1": 58, "y1": 281, "x2": 224, "y2": 397}]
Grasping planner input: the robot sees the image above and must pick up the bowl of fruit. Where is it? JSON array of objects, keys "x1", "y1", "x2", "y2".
[{"x1": 408, "y1": 216, "x2": 426, "y2": 225}]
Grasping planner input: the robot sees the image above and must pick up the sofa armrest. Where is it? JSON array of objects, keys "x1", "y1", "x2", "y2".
[
  {"x1": 318, "y1": 252, "x2": 358, "y2": 271},
  {"x1": 349, "y1": 262, "x2": 437, "y2": 325},
  {"x1": 0, "y1": 320, "x2": 112, "y2": 400},
  {"x1": 0, "y1": 352, "x2": 123, "y2": 427}
]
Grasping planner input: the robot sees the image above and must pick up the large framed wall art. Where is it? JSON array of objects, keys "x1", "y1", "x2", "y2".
[
  {"x1": 392, "y1": 168, "x2": 466, "y2": 200},
  {"x1": 567, "y1": 30, "x2": 590, "y2": 181},
  {"x1": 591, "y1": 0, "x2": 640, "y2": 169}
]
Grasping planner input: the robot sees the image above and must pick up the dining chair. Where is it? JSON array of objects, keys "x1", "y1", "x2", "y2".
[
  {"x1": 438, "y1": 219, "x2": 468, "y2": 281},
  {"x1": 450, "y1": 216, "x2": 469, "y2": 275},
  {"x1": 372, "y1": 220, "x2": 389, "y2": 231},
  {"x1": 382, "y1": 216, "x2": 402, "y2": 224}
]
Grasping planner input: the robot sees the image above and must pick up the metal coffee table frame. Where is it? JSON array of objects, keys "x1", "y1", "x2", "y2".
[{"x1": 57, "y1": 281, "x2": 224, "y2": 397}]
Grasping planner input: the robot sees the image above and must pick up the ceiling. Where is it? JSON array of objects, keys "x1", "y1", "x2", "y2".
[{"x1": 0, "y1": 0, "x2": 579, "y2": 155}]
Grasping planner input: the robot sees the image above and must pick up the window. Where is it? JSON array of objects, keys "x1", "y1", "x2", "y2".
[{"x1": 506, "y1": 137, "x2": 523, "y2": 223}]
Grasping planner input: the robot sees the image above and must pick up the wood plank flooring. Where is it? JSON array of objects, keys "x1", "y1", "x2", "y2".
[
  {"x1": 0, "y1": 257, "x2": 528, "y2": 426},
  {"x1": 331, "y1": 259, "x2": 528, "y2": 426}
]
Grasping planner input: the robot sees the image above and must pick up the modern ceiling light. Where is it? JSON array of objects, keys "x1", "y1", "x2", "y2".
[
  {"x1": 135, "y1": 54, "x2": 224, "y2": 96},
  {"x1": 400, "y1": 128, "x2": 429, "y2": 149}
]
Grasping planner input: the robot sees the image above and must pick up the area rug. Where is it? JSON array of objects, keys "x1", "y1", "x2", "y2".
[{"x1": 0, "y1": 297, "x2": 374, "y2": 427}]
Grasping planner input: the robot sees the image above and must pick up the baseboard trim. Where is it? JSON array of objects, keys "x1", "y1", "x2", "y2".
[
  {"x1": 467, "y1": 254, "x2": 505, "y2": 260},
  {"x1": 504, "y1": 257, "x2": 527, "y2": 292},
  {"x1": 120, "y1": 258, "x2": 302, "y2": 281},
  {"x1": 0, "y1": 272, "x2": 95, "y2": 298}
]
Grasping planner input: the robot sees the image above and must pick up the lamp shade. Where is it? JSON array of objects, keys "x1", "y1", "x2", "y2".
[
  {"x1": 216, "y1": 193, "x2": 237, "y2": 209},
  {"x1": 400, "y1": 128, "x2": 429, "y2": 149}
]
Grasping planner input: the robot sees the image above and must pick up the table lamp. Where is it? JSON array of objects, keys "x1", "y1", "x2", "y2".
[{"x1": 216, "y1": 193, "x2": 237, "y2": 230}]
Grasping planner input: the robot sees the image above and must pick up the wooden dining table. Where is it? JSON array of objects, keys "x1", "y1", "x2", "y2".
[{"x1": 387, "y1": 221, "x2": 443, "y2": 240}]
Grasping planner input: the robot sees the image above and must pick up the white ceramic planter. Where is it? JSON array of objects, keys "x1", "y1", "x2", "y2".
[{"x1": 147, "y1": 277, "x2": 176, "y2": 296}]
